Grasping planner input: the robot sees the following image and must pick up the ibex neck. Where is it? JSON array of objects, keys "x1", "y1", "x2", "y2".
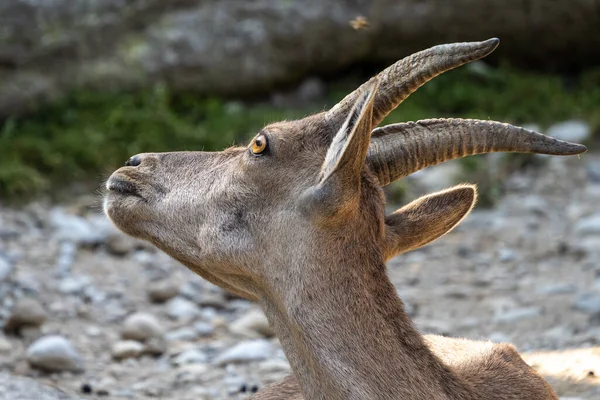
[{"x1": 260, "y1": 258, "x2": 473, "y2": 400}]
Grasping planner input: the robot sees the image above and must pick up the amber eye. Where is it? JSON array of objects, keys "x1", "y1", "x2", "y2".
[{"x1": 251, "y1": 134, "x2": 268, "y2": 155}]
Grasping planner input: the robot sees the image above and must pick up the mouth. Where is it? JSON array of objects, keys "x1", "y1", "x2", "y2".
[{"x1": 106, "y1": 176, "x2": 142, "y2": 198}]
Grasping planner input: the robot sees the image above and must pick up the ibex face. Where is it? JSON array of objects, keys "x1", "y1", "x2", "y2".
[
  {"x1": 104, "y1": 114, "x2": 371, "y2": 300},
  {"x1": 104, "y1": 39, "x2": 586, "y2": 303}
]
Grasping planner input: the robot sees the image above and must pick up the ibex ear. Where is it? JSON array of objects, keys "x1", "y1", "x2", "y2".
[
  {"x1": 312, "y1": 78, "x2": 378, "y2": 210},
  {"x1": 383, "y1": 185, "x2": 477, "y2": 260}
]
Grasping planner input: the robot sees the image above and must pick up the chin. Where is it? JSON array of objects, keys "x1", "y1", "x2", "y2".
[{"x1": 103, "y1": 190, "x2": 147, "y2": 238}]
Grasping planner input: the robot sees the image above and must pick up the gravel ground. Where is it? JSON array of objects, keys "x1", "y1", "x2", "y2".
[{"x1": 0, "y1": 153, "x2": 599, "y2": 399}]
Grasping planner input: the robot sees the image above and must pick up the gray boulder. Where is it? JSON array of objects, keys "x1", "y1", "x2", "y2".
[{"x1": 1, "y1": 0, "x2": 598, "y2": 117}]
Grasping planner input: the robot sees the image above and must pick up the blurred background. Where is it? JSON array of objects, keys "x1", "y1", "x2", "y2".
[{"x1": 0, "y1": 1, "x2": 599, "y2": 399}]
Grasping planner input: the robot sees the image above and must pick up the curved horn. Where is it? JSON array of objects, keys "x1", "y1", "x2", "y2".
[
  {"x1": 326, "y1": 38, "x2": 500, "y2": 129},
  {"x1": 367, "y1": 118, "x2": 588, "y2": 186}
]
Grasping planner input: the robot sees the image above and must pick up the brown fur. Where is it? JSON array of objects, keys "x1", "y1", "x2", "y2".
[
  {"x1": 252, "y1": 336, "x2": 555, "y2": 399},
  {"x1": 103, "y1": 45, "x2": 565, "y2": 399}
]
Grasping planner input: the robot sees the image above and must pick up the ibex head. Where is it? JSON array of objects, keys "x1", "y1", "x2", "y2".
[{"x1": 104, "y1": 39, "x2": 585, "y2": 302}]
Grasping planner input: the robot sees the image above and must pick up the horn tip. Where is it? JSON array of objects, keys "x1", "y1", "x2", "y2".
[
  {"x1": 482, "y1": 37, "x2": 500, "y2": 51},
  {"x1": 550, "y1": 141, "x2": 588, "y2": 156},
  {"x1": 568, "y1": 143, "x2": 588, "y2": 155}
]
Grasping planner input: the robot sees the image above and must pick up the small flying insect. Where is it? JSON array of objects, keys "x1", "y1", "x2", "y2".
[{"x1": 350, "y1": 15, "x2": 369, "y2": 30}]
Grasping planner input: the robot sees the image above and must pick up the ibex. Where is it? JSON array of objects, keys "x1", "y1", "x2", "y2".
[{"x1": 104, "y1": 38, "x2": 586, "y2": 399}]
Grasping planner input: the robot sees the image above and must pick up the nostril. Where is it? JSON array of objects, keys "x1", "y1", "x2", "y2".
[{"x1": 124, "y1": 155, "x2": 141, "y2": 167}]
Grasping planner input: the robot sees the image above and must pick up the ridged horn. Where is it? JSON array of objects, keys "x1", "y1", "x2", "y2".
[
  {"x1": 326, "y1": 38, "x2": 500, "y2": 129},
  {"x1": 367, "y1": 118, "x2": 588, "y2": 186}
]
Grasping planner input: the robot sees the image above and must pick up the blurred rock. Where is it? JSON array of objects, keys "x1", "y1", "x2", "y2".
[
  {"x1": 230, "y1": 309, "x2": 273, "y2": 338},
  {"x1": 58, "y1": 276, "x2": 91, "y2": 295},
  {"x1": 414, "y1": 319, "x2": 452, "y2": 336},
  {"x1": 573, "y1": 293, "x2": 600, "y2": 314},
  {"x1": 194, "y1": 321, "x2": 215, "y2": 337},
  {"x1": 27, "y1": 335, "x2": 83, "y2": 372},
  {"x1": 546, "y1": 120, "x2": 591, "y2": 143},
  {"x1": 166, "y1": 328, "x2": 198, "y2": 342},
  {"x1": 271, "y1": 77, "x2": 326, "y2": 108},
  {"x1": 148, "y1": 280, "x2": 180, "y2": 303},
  {"x1": 492, "y1": 307, "x2": 543, "y2": 324},
  {"x1": 199, "y1": 291, "x2": 227, "y2": 309},
  {"x1": 105, "y1": 233, "x2": 137, "y2": 256},
  {"x1": 176, "y1": 363, "x2": 210, "y2": 383},
  {"x1": 574, "y1": 213, "x2": 600, "y2": 237},
  {"x1": 0, "y1": 336, "x2": 11, "y2": 353},
  {"x1": 173, "y1": 348, "x2": 209, "y2": 365},
  {"x1": 54, "y1": 242, "x2": 76, "y2": 277},
  {"x1": 142, "y1": 337, "x2": 167, "y2": 356},
  {"x1": 214, "y1": 340, "x2": 273, "y2": 366},
  {"x1": 586, "y1": 158, "x2": 600, "y2": 183},
  {"x1": 0, "y1": 372, "x2": 80, "y2": 400},
  {"x1": 0, "y1": 257, "x2": 14, "y2": 282},
  {"x1": 166, "y1": 297, "x2": 201, "y2": 321},
  {"x1": 4, "y1": 297, "x2": 46, "y2": 333},
  {"x1": 536, "y1": 284, "x2": 576, "y2": 296},
  {"x1": 497, "y1": 248, "x2": 516, "y2": 263},
  {"x1": 122, "y1": 312, "x2": 164, "y2": 342},
  {"x1": 112, "y1": 340, "x2": 144, "y2": 360},
  {"x1": 410, "y1": 162, "x2": 460, "y2": 192},
  {"x1": 49, "y1": 209, "x2": 110, "y2": 246},
  {"x1": 488, "y1": 332, "x2": 511, "y2": 343}
]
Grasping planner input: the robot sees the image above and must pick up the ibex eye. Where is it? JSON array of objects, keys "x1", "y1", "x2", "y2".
[{"x1": 251, "y1": 134, "x2": 268, "y2": 155}]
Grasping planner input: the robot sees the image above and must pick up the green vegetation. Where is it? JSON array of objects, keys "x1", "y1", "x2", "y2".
[{"x1": 1, "y1": 66, "x2": 598, "y2": 201}]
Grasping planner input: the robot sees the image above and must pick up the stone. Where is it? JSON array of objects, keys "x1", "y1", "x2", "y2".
[
  {"x1": 214, "y1": 340, "x2": 273, "y2": 366},
  {"x1": 271, "y1": 77, "x2": 326, "y2": 107},
  {"x1": 543, "y1": 326, "x2": 573, "y2": 340},
  {"x1": 229, "y1": 309, "x2": 274, "y2": 338},
  {"x1": 0, "y1": 372, "x2": 80, "y2": 400},
  {"x1": 536, "y1": 283, "x2": 576, "y2": 295},
  {"x1": 414, "y1": 319, "x2": 452, "y2": 336},
  {"x1": 105, "y1": 233, "x2": 137, "y2": 256},
  {"x1": 58, "y1": 276, "x2": 91, "y2": 295},
  {"x1": 112, "y1": 340, "x2": 144, "y2": 360},
  {"x1": 492, "y1": 307, "x2": 544, "y2": 324},
  {"x1": 199, "y1": 291, "x2": 227, "y2": 309},
  {"x1": 54, "y1": 241, "x2": 77, "y2": 277},
  {"x1": 586, "y1": 158, "x2": 600, "y2": 183},
  {"x1": 4, "y1": 297, "x2": 46, "y2": 333},
  {"x1": 142, "y1": 337, "x2": 167, "y2": 356},
  {"x1": 166, "y1": 297, "x2": 201, "y2": 321},
  {"x1": 121, "y1": 312, "x2": 164, "y2": 341},
  {"x1": 574, "y1": 213, "x2": 600, "y2": 237},
  {"x1": 0, "y1": 336, "x2": 11, "y2": 353},
  {"x1": 49, "y1": 209, "x2": 110, "y2": 246},
  {"x1": 1, "y1": 0, "x2": 597, "y2": 119},
  {"x1": 194, "y1": 321, "x2": 215, "y2": 337},
  {"x1": 573, "y1": 293, "x2": 600, "y2": 314},
  {"x1": 147, "y1": 280, "x2": 180, "y2": 303},
  {"x1": 489, "y1": 332, "x2": 511, "y2": 343},
  {"x1": 497, "y1": 248, "x2": 516, "y2": 263},
  {"x1": 166, "y1": 328, "x2": 199, "y2": 342},
  {"x1": 175, "y1": 363, "x2": 210, "y2": 384},
  {"x1": 0, "y1": 257, "x2": 14, "y2": 282},
  {"x1": 27, "y1": 335, "x2": 83, "y2": 372},
  {"x1": 173, "y1": 348, "x2": 209, "y2": 365},
  {"x1": 546, "y1": 120, "x2": 591, "y2": 143},
  {"x1": 410, "y1": 162, "x2": 461, "y2": 192}
]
